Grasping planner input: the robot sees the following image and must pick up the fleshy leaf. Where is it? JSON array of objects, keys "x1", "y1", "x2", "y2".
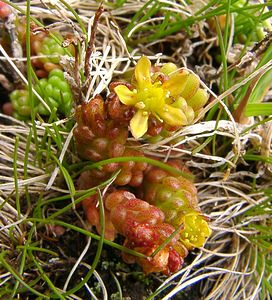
[
  {"x1": 172, "y1": 97, "x2": 187, "y2": 111},
  {"x1": 185, "y1": 106, "x2": 195, "y2": 124},
  {"x1": 160, "y1": 63, "x2": 178, "y2": 76}
]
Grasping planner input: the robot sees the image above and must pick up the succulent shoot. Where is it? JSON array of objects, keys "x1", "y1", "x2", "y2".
[
  {"x1": 35, "y1": 68, "x2": 73, "y2": 116},
  {"x1": 107, "y1": 190, "x2": 188, "y2": 274},
  {"x1": 9, "y1": 69, "x2": 73, "y2": 119},
  {"x1": 143, "y1": 161, "x2": 212, "y2": 250},
  {"x1": 74, "y1": 96, "x2": 148, "y2": 188}
]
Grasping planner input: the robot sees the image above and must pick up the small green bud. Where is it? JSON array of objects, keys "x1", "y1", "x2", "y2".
[
  {"x1": 180, "y1": 73, "x2": 200, "y2": 100},
  {"x1": 49, "y1": 68, "x2": 65, "y2": 79},
  {"x1": 185, "y1": 106, "x2": 195, "y2": 124},
  {"x1": 39, "y1": 34, "x2": 66, "y2": 64},
  {"x1": 35, "y1": 69, "x2": 73, "y2": 116},
  {"x1": 10, "y1": 89, "x2": 32, "y2": 119},
  {"x1": 172, "y1": 97, "x2": 187, "y2": 111},
  {"x1": 160, "y1": 62, "x2": 178, "y2": 75},
  {"x1": 187, "y1": 89, "x2": 209, "y2": 111}
]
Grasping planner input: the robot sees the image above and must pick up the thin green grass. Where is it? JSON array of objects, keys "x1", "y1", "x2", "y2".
[
  {"x1": 110, "y1": 271, "x2": 123, "y2": 299},
  {"x1": 11, "y1": 226, "x2": 36, "y2": 298},
  {"x1": 51, "y1": 154, "x2": 76, "y2": 205},
  {"x1": 59, "y1": 0, "x2": 87, "y2": 37},
  {"x1": 72, "y1": 156, "x2": 194, "y2": 180},
  {"x1": 25, "y1": 217, "x2": 147, "y2": 259},
  {"x1": 150, "y1": 224, "x2": 183, "y2": 258},
  {"x1": 61, "y1": 189, "x2": 106, "y2": 298},
  {"x1": 124, "y1": 0, "x2": 272, "y2": 44},
  {"x1": 30, "y1": 251, "x2": 66, "y2": 299},
  {"x1": 23, "y1": 127, "x2": 32, "y2": 211},
  {"x1": 0, "y1": 252, "x2": 50, "y2": 299},
  {"x1": 25, "y1": 0, "x2": 41, "y2": 165},
  {"x1": 243, "y1": 189, "x2": 272, "y2": 299},
  {"x1": 13, "y1": 136, "x2": 21, "y2": 219}
]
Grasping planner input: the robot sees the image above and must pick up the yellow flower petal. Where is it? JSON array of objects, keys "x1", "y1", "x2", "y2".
[
  {"x1": 114, "y1": 85, "x2": 137, "y2": 106},
  {"x1": 135, "y1": 56, "x2": 152, "y2": 87},
  {"x1": 162, "y1": 71, "x2": 189, "y2": 97},
  {"x1": 159, "y1": 104, "x2": 187, "y2": 126},
  {"x1": 130, "y1": 109, "x2": 149, "y2": 139}
]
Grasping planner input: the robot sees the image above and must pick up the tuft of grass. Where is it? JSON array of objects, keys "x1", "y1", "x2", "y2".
[{"x1": 244, "y1": 189, "x2": 272, "y2": 299}]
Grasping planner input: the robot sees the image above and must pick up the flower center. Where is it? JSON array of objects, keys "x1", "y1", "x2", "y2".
[{"x1": 136, "y1": 84, "x2": 164, "y2": 112}]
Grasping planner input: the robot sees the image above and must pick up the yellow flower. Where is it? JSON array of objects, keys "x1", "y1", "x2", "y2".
[
  {"x1": 179, "y1": 213, "x2": 212, "y2": 249},
  {"x1": 114, "y1": 56, "x2": 190, "y2": 139}
]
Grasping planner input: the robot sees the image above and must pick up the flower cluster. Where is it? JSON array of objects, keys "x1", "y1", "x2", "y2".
[{"x1": 114, "y1": 56, "x2": 209, "y2": 139}]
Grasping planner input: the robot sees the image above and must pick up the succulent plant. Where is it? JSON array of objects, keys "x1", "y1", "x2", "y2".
[
  {"x1": 34, "y1": 68, "x2": 73, "y2": 117},
  {"x1": 9, "y1": 89, "x2": 31, "y2": 121},
  {"x1": 107, "y1": 190, "x2": 188, "y2": 274},
  {"x1": 74, "y1": 59, "x2": 211, "y2": 273},
  {"x1": 142, "y1": 161, "x2": 212, "y2": 249},
  {"x1": 74, "y1": 96, "x2": 148, "y2": 188},
  {"x1": 9, "y1": 69, "x2": 73, "y2": 119},
  {"x1": 31, "y1": 31, "x2": 73, "y2": 76},
  {"x1": 81, "y1": 190, "x2": 188, "y2": 274}
]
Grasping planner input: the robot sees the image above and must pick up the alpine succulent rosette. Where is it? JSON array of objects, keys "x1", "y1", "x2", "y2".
[
  {"x1": 74, "y1": 96, "x2": 148, "y2": 188},
  {"x1": 9, "y1": 69, "x2": 73, "y2": 119},
  {"x1": 74, "y1": 95, "x2": 128, "y2": 162},
  {"x1": 31, "y1": 31, "x2": 73, "y2": 77},
  {"x1": 113, "y1": 56, "x2": 209, "y2": 139},
  {"x1": 106, "y1": 190, "x2": 188, "y2": 274},
  {"x1": 9, "y1": 89, "x2": 31, "y2": 121},
  {"x1": 142, "y1": 161, "x2": 212, "y2": 249},
  {"x1": 81, "y1": 190, "x2": 187, "y2": 274},
  {"x1": 34, "y1": 68, "x2": 73, "y2": 117}
]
